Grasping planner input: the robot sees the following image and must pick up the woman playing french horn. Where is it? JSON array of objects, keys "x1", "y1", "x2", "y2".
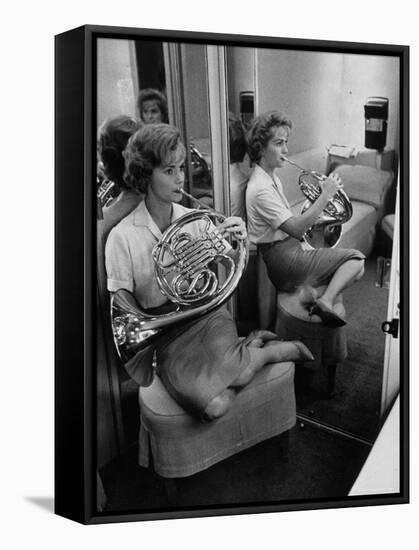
[
  {"x1": 105, "y1": 123, "x2": 313, "y2": 421},
  {"x1": 246, "y1": 111, "x2": 365, "y2": 327}
]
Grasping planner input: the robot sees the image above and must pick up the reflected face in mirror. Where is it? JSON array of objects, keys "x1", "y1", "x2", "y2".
[
  {"x1": 259, "y1": 125, "x2": 290, "y2": 174},
  {"x1": 142, "y1": 100, "x2": 164, "y2": 124}
]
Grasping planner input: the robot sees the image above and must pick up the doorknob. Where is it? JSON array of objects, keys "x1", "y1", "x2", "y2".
[{"x1": 382, "y1": 318, "x2": 399, "y2": 338}]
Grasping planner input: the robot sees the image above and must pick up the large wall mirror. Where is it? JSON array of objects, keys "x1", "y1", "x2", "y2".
[
  {"x1": 224, "y1": 44, "x2": 400, "y2": 445},
  {"x1": 95, "y1": 35, "x2": 401, "y2": 501}
]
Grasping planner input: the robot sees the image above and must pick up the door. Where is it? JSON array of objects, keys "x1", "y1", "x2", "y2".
[{"x1": 381, "y1": 180, "x2": 401, "y2": 416}]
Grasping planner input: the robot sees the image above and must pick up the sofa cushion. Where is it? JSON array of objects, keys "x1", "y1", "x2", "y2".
[
  {"x1": 291, "y1": 199, "x2": 377, "y2": 257},
  {"x1": 337, "y1": 200, "x2": 378, "y2": 256},
  {"x1": 339, "y1": 200, "x2": 377, "y2": 237},
  {"x1": 332, "y1": 164, "x2": 393, "y2": 209},
  {"x1": 381, "y1": 214, "x2": 395, "y2": 239}
]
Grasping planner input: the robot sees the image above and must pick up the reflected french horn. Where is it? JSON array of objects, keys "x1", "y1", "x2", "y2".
[
  {"x1": 97, "y1": 178, "x2": 120, "y2": 209},
  {"x1": 282, "y1": 157, "x2": 353, "y2": 249},
  {"x1": 96, "y1": 160, "x2": 122, "y2": 209},
  {"x1": 111, "y1": 193, "x2": 248, "y2": 364}
]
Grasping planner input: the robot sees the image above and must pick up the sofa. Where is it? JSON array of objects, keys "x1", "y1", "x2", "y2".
[{"x1": 274, "y1": 147, "x2": 394, "y2": 257}]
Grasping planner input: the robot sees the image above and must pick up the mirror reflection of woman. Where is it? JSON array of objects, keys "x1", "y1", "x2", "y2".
[
  {"x1": 137, "y1": 88, "x2": 169, "y2": 124},
  {"x1": 105, "y1": 123, "x2": 314, "y2": 422},
  {"x1": 246, "y1": 111, "x2": 365, "y2": 327},
  {"x1": 98, "y1": 115, "x2": 143, "y2": 238},
  {"x1": 228, "y1": 112, "x2": 249, "y2": 219}
]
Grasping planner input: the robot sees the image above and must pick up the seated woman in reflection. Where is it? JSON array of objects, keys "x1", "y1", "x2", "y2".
[
  {"x1": 98, "y1": 115, "x2": 143, "y2": 238},
  {"x1": 137, "y1": 88, "x2": 169, "y2": 124},
  {"x1": 105, "y1": 123, "x2": 313, "y2": 421},
  {"x1": 228, "y1": 112, "x2": 249, "y2": 219},
  {"x1": 246, "y1": 111, "x2": 365, "y2": 327}
]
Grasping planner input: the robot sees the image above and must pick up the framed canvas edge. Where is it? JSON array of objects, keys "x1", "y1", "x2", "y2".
[
  {"x1": 55, "y1": 25, "x2": 89, "y2": 524},
  {"x1": 55, "y1": 24, "x2": 410, "y2": 526},
  {"x1": 77, "y1": 23, "x2": 410, "y2": 53}
]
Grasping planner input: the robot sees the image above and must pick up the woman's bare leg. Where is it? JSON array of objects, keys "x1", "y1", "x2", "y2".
[
  {"x1": 231, "y1": 341, "x2": 313, "y2": 389},
  {"x1": 203, "y1": 339, "x2": 313, "y2": 420},
  {"x1": 320, "y1": 259, "x2": 364, "y2": 309}
]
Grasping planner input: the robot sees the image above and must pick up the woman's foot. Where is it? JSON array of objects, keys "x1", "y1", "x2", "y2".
[
  {"x1": 298, "y1": 285, "x2": 318, "y2": 308},
  {"x1": 289, "y1": 340, "x2": 315, "y2": 361},
  {"x1": 263, "y1": 339, "x2": 314, "y2": 362},
  {"x1": 243, "y1": 330, "x2": 279, "y2": 348},
  {"x1": 310, "y1": 298, "x2": 346, "y2": 327}
]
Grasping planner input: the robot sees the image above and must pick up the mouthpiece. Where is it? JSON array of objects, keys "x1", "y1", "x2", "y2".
[
  {"x1": 180, "y1": 188, "x2": 214, "y2": 211},
  {"x1": 179, "y1": 188, "x2": 195, "y2": 201},
  {"x1": 281, "y1": 156, "x2": 327, "y2": 181},
  {"x1": 281, "y1": 156, "x2": 305, "y2": 171},
  {"x1": 180, "y1": 188, "x2": 226, "y2": 219}
]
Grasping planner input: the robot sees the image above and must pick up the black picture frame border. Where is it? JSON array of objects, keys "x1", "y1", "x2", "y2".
[{"x1": 55, "y1": 24, "x2": 409, "y2": 525}]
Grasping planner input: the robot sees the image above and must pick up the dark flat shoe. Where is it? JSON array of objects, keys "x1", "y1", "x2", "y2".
[{"x1": 310, "y1": 299, "x2": 347, "y2": 328}]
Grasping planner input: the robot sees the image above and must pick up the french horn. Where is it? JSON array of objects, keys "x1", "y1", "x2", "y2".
[
  {"x1": 111, "y1": 194, "x2": 248, "y2": 365},
  {"x1": 282, "y1": 157, "x2": 353, "y2": 249},
  {"x1": 97, "y1": 178, "x2": 120, "y2": 209},
  {"x1": 97, "y1": 160, "x2": 121, "y2": 209}
]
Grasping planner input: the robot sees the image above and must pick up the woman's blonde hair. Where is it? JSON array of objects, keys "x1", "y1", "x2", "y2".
[{"x1": 124, "y1": 123, "x2": 185, "y2": 194}]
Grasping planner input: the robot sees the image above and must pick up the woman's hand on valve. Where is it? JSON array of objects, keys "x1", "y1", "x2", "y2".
[
  {"x1": 218, "y1": 216, "x2": 248, "y2": 241},
  {"x1": 321, "y1": 172, "x2": 343, "y2": 200}
]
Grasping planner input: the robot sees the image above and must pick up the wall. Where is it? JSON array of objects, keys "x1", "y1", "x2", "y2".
[
  {"x1": 256, "y1": 48, "x2": 400, "y2": 155},
  {"x1": 181, "y1": 43, "x2": 211, "y2": 140},
  {"x1": 257, "y1": 49, "x2": 341, "y2": 153},
  {"x1": 97, "y1": 38, "x2": 137, "y2": 129},
  {"x1": 226, "y1": 46, "x2": 256, "y2": 116},
  {"x1": 96, "y1": 42, "x2": 401, "y2": 155},
  {"x1": 340, "y1": 53, "x2": 400, "y2": 152}
]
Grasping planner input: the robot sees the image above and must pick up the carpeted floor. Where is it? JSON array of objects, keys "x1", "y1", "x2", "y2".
[
  {"x1": 295, "y1": 254, "x2": 389, "y2": 442},
  {"x1": 100, "y1": 422, "x2": 371, "y2": 514}
]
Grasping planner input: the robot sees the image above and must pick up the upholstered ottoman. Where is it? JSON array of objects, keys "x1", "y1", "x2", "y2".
[
  {"x1": 274, "y1": 291, "x2": 348, "y2": 397},
  {"x1": 138, "y1": 361, "x2": 296, "y2": 478}
]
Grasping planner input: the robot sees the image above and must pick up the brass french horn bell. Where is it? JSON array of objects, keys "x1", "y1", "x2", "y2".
[
  {"x1": 282, "y1": 157, "x2": 353, "y2": 249},
  {"x1": 111, "y1": 203, "x2": 248, "y2": 365}
]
